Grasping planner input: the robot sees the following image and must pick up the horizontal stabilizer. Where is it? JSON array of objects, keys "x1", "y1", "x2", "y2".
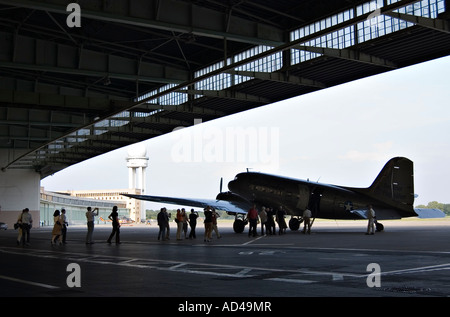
[
  {"x1": 349, "y1": 209, "x2": 368, "y2": 219},
  {"x1": 414, "y1": 208, "x2": 446, "y2": 218}
]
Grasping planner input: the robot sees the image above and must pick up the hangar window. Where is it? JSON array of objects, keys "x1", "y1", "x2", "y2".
[{"x1": 290, "y1": 0, "x2": 446, "y2": 65}]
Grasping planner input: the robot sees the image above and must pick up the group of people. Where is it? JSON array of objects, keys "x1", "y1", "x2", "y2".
[
  {"x1": 15, "y1": 208, "x2": 33, "y2": 246},
  {"x1": 50, "y1": 206, "x2": 121, "y2": 245},
  {"x1": 14, "y1": 203, "x2": 377, "y2": 247},
  {"x1": 84, "y1": 206, "x2": 121, "y2": 245},
  {"x1": 247, "y1": 205, "x2": 298, "y2": 237},
  {"x1": 156, "y1": 206, "x2": 221, "y2": 242},
  {"x1": 51, "y1": 209, "x2": 68, "y2": 245}
]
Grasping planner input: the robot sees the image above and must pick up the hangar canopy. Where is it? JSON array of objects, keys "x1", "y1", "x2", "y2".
[{"x1": 1, "y1": 0, "x2": 449, "y2": 178}]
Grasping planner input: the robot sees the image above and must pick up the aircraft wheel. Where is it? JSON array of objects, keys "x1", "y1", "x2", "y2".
[
  {"x1": 233, "y1": 220, "x2": 247, "y2": 233},
  {"x1": 375, "y1": 222, "x2": 384, "y2": 232},
  {"x1": 289, "y1": 218, "x2": 301, "y2": 231}
]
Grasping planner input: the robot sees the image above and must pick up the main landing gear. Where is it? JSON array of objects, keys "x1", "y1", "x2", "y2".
[
  {"x1": 232, "y1": 214, "x2": 248, "y2": 233},
  {"x1": 375, "y1": 220, "x2": 384, "y2": 232},
  {"x1": 288, "y1": 216, "x2": 303, "y2": 231}
]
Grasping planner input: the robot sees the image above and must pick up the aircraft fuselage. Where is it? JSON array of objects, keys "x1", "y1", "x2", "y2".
[{"x1": 227, "y1": 172, "x2": 410, "y2": 220}]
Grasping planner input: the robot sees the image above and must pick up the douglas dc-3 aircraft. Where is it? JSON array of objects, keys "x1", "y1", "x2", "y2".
[{"x1": 124, "y1": 157, "x2": 444, "y2": 233}]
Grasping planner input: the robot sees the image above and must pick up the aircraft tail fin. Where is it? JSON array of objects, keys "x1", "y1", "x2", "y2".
[{"x1": 367, "y1": 157, "x2": 414, "y2": 210}]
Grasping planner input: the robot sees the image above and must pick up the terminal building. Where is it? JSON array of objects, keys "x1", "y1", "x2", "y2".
[
  {"x1": 38, "y1": 145, "x2": 148, "y2": 226},
  {"x1": 40, "y1": 188, "x2": 130, "y2": 226},
  {"x1": 52, "y1": 188, "x2": 143, "y2": 224}
]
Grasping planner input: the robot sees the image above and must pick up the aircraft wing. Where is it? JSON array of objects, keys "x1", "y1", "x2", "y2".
[
  {"x1": 414, "y1": 208, "x2": 446, "y2": 218},
  {"x1": 122, "y1": 194, "x2": 249, "y2": 214}
]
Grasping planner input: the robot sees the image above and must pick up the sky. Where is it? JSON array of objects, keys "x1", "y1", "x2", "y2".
[{"x1": 41, "y1": 55, "x2": 450, "y2": 209}]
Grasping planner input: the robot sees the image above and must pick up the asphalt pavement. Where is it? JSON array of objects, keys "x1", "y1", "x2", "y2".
[{"x1": 1, "y1": 218, "x2": 449, "y2": 310}]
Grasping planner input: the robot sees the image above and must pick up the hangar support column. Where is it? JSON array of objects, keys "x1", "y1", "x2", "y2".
[{"x1": 0, "y1": 150, "x2": 41, "y2": 227}]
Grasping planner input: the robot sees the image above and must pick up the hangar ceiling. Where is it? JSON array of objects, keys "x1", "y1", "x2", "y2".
[{"x1": 0, "y1": 0, "x2": 449, "y2": 178}]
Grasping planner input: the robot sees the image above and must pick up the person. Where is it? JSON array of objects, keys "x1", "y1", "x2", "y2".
[
  {"x1": 366, "y1": 205, "x2": 376, "y2": 235},
  {"x1": 157, "y1": 207, "x2": 169, "y2": 241},
  {"x1": 60, "y1": 208, "x2": 68, "y2": 244},
  {"x1": 176, "y1": 208, "x2": 184, "y2": 240},
  {"x1": 266, "y1": 207, "x2": 275, "y2": 235},
  {"x1": 203, "y1": 206, "x2": 213, "y2": 242},
  {"x1": 302, "y1": 207, "x2": 312, "y2": 234},
  {"x1": 20, "y1": 208, "x2": 33, "y2": 246},
  {"x1": 165, "y1": 209, "x2": 171, "y2": 240},
  {"x1": 85, "y1": 207, "x2": 99, "y2": 244},
  {"x1": 16, "y1": 210, "x2": 24, "y2": 245},
  {"x1": 276, "y1": 206, "x2": 287, "y2": 235},
  {"x1": 51, "y1": 209, "x2": 63, "y2": 245},
  {"x1": 188, "y1": 209, "x2": 198, "y2": 239},
  {"x1": 211, "y1": 208, "x2": 221, "y2": 239},
  {"x1": 247, "y1": 204, "x2": 259, "y2": 237},
  {"x1": 181, "y1": 208, "x2": 188, "y2": 239},
  {"x1": 259, "y1": 206, "x2": 268, "y2": 236},
  {"x1": 107, "y1": 206, "x2": 121, "y2": 244}
]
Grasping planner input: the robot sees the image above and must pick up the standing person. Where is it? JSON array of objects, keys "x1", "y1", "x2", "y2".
[
  {"x1": 157, "y1": 207, "x2": 169, "y2": 241},
  {"x1": 85, "y1": 207, "x2": 99, "y2": 244},
  {"x1": 176, "y1": 208, "x2": 184, "y2": 240},
  {"x1": 188, "y1": 209, "x2": 198, "y2": 239},
  {"x1": 259, "y1": 206, "x2": 268, "y2": 236},
  {"x1": 203, "y1": 206, "x2": 213, "y2": 242},
  {"x1": 60, "y1": 208, "x2": 68, "y2": 244},
  {"x1": 276, "y1": 206, "x2": 287, "y2": 235},
  {"x1": 51, "y1": 210, "x2": 63, "y2": 245},
  {"x1": 302, "y1": 207, "x2": 312, "y2": 234},
  {"x1": 247, "y1": 204, "x2": 259, "y2": 238},
  {"x1": 107, "y1": 206, "x2": 121, "y2": 244},
  {"x1": 165, "y1": 209, "x2": 171, "y2": 240},
  {"x1": 16, "y1": 210, "x2": 24, "y2": 245},
  {"x1": 211, "y1": 208, "x2": 221, "y2": 239},
  {"x1": 366, "y1": 205, "x2": 376, "y2": 235},
  {"x1": 266, "y1": 207, "x2": 275, "y2": 235},
  {"x1": 181, "y1": 208, "x2": 188, "y2": 239},
  {"x1": 20, "y1": 208, "x2": 33, "y2": 246}
]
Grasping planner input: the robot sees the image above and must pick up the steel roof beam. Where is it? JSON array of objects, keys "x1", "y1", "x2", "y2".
[
  {"x1": 0, "y1": 30, "x2": 189, "y2": 84},
  {"x1": 384, "y1": 11, "x2": 450, "y2": 34},
  {"x1": 297, "y1": 45, "x2": 398, "y2": 69},
  {"x1": 0, "y1": 0, "x2": 286, "y2": 46},
  {"x1": 225, "y1": 70, "x2": 327, "y2": 89},
  {"x1": 141, "y1": 103, "x2": 226, "y2": 117},
  {"x1": 181, "y1": 89, "x2": 271, "y2": 104}
]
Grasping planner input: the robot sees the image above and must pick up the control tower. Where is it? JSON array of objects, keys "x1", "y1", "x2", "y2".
[{"x1": 126, "y1": 145, "x2": 148, "y2": 220}]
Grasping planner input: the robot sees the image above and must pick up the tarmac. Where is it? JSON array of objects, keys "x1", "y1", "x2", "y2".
[{"x1": 1, "y1": 218, "x2": 450, "y2": 305}]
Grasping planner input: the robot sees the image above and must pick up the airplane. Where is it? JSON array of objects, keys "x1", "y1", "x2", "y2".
[{"x1": 124, "y1": 157, "x2": 445, "y2": 233}]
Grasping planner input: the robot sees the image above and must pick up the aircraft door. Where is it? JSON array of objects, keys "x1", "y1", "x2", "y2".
[{"x1": 309, "y1": 188, "x2": 323, "y2": 217}]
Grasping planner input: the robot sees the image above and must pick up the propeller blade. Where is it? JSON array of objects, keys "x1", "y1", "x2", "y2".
[{"x1": 220, "y1": 177, "x2": 223, "y2": 193}]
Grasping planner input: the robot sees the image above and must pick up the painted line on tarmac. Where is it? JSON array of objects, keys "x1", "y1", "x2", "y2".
[
  {"x1": 0, "y1": 246, "x2": 330, "y2": 283},
  {"x1": 0, "y1": 274, "x2": 59, "y2": 289},
  {"x1": 241, "y1": 235, "x2": 266, "y2": 245}
]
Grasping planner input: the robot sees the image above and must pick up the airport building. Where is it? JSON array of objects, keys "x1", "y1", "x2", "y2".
[
  {"x1": 56, "y1": 188, "x2": 143, "y2": 223},
  {"x1": 39, "y1": 146, "x2": 148, "y2": 226},
  {"x1": 40, "y1": 188, "x2": 130, "y2": 227}
]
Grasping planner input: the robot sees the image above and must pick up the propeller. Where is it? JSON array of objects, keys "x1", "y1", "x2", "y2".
[{"x1": 220, "y1": 177, "x2": 223, "y2": 193}]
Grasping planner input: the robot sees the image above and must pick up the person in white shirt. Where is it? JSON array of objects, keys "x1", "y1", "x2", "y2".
[
  {"x1": 302, "y1": 208, "x2": 312, "y2": 234},
  {"x1": 366, "y1": 205, "x2": 376, "y2": 235},
  {"x1": 85, "y1": 207, "x2": 99, "y2": 244}
]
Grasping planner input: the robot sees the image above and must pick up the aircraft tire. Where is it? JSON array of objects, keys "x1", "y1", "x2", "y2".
[
  {"x1": 375, "y1": 222, "x2": 384, "y2": 232},
  {"x1": 289, "y1": 218, "x2": 301, "y2": 231},
  {"x1": 233, "y1": 220, "x2": 246, "y2": 233}
]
